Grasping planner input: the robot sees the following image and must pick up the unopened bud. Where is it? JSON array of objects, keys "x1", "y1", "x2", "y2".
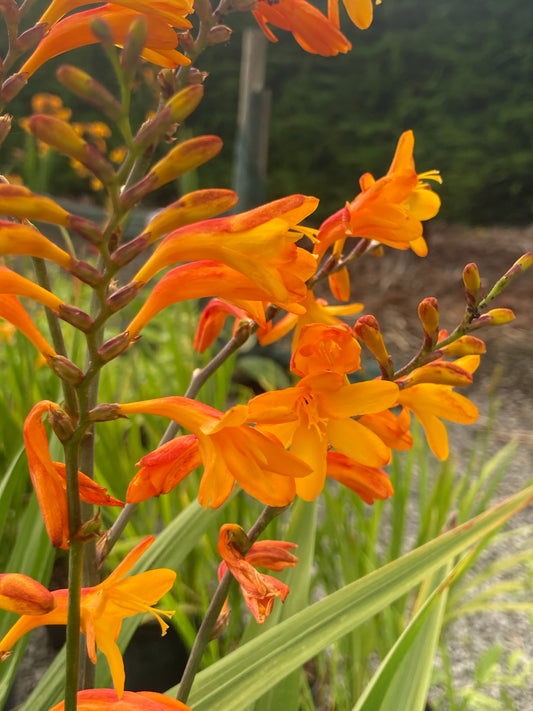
[
  {"x1": 398, "y1": 361, "x2": 473, "y2": 388},
  {"x1": 67, "y1": 214, "x2": 104, "y2": 244},
  {"x1": 75, "y1": 511, "x2": 102, "y2": 542},
  {"x1": 106, "y1": 282, "x2": 141, "y2": 312},
  {"x1": 418, "y1": 296, "x2": 439, "y2": 349},
  {"x1": 69, "y1": 259, "x2": 102, "y2": 287},
  {"x1": 58, "y1": 303, "x2": 94, "y2": 332},
  {"x1": 110, "y1": 235, "x2": 149, "y2": 267},
  {"x1": 0, "y1": 114, "x2": 12, "y2": 147},
  {"x1": 120, "y1": 16, "x2": 148, "y2": 86},
  {"x1": 437, "y1": 335, "x2": 486, "y2": 357},
  {"x1": 88, "y1": 402, "x2": 122, "y2": 422},
  {"x1": 158, "y1": 68, "x2": 177, "y2": 99},
  {"x1": 0, "y1": 573, "x2": 55, "y2": 615},
  {"x1": 463, "y1": 263, "x2": 481, "y2": 307},
  {"x1": 49, "y1": 355, "x2": 84, "y2": 386},
  {"x1": 353, "y1": 315, "x2": 394, "y2": 378},
  {"x1": 57, "y1": 65, "x2": 123, "y2": 122},
  {"x1": 27, "y1": 115, "x2": 115, "y2": 185},
  {"x1": 97, "y1": 331, "x2": 130, "y2": 362},
  {"x1": 1, "y1": 72, "x2": 28, "y2": 104},
  {"x1": 47, "y1": 401, "x2": 76, "y2": 440},
  {"x1": 468, "y1": 308, "x2": 516, "y2": 330},
  {"x1": 480, "y1": 252, "x2": 533, "y2": 307},
  {"x1": 16, "y1": 23, "x2": 47, "y2": 54},
  {"x1": 120, "y1": 135, "x2": 222, "y2": 208},
  {"x1": 208, "y1": 25, "x2": 232, "y2": 45},
  {"x1": 0, "y1": 0, "x2": 19, "y2": 26},
  {"x1": 167, "y1": 84, "x2": 204, "y2": 123},
  {"x1": 89, "y1": 17, "x2": 115, "y2": 46},
  {"x1": 178, "y1": 30, "x2": 195, "y2": 54},
  {"x1": 328, "y1": 267, "x2": 350, "y2": 302},
  {"x1": 187, "y1": 68, "x2": 208, "y2": 85}
]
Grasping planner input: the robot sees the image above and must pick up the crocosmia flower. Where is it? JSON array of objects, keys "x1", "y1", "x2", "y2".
[
  {"x1": 218, "y1": 524, "x2": 298, "y2": 624},
  {"x1": 49, "y1": 689, "x2": 192, "y2": 710},
  {"x1": 0, "y1": 537, "x2": 175, "y2": 697},
  {"x1": 328, "y1": 0, "x2": 381, "y2": 30},
  {"x1": 0, "y1": 574, "x2": 55, "y2": 616}
]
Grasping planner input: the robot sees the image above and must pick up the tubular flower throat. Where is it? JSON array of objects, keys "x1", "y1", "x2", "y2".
[
  {"x1": 315, "y1": 130, "x2": 442, "y2": 259},
  {"x1": 0, "y1": 537, "x2": 176, "y2": 698}
]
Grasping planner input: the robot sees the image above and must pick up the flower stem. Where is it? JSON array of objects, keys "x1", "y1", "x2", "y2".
[{"x1": 64, "y1": 538, "x2": 84, "y2": 711}]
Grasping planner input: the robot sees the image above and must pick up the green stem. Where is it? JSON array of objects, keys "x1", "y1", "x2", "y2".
[{"x1": 176, "y1": 505, "x2": 288, "y2": 703}]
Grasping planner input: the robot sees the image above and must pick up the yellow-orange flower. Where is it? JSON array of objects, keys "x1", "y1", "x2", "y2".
[
  {"x1": 20, "y1": 4, "x2": 192, "y2": 78},
  {"x1": 328, "y1": 0, "x2": 381, "y2": 30},
  {"x1": 0, "y1": 537, "x2": 175, "y2": 697},
  {"x1": 315, "y1": 130, "x2": 441, "y2": 259},
  {"x1": 0, "y1": 574, "x2": 55, "y2": 616},
  {"x1": 114, "y1": 397, "x2": 312, "y2": 508},
  {"x1": 24, "y1": 401, "x2": 123, "y2": 549},
  {"x1": 253, "y1": 0, "x2": 351, "y2": 56},
  {"x1": 0, "y1": 295, "x2": 56, "y2": 360},
  {"x1": 218, "y1": 524, "x2": 298, "y2": 624},
  {"x1": 193, "y1": 299, "x2": 251, "y2": 353},
  {"x1": 49, "y1": 689, "x2": 191, "y2": 710}
]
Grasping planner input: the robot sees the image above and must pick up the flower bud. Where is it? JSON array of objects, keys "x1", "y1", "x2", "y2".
[
  {"x1": 0, "y1": 0, "x2": 19, "y2": 26},
  {"x1": 75, "y1": 511, "x2": 102, "y2": 542},
  {"x1": 88, "y1": 403, "x2": 122, "y2": 422},
  {"x1": 1, "y1": 72, "x2": 28, "y2": 104},
  {"x1": 398, "y1": 361, "x2": 473, "y2": 388},
  {"x1": 49, "y1": 355, "x2": 84, "y2": 386},
  {"x1": 110, "y1": 235, "x2": 150, "y2": 268},
  {"x1": 208, "y1": 25, "x2": 232, "y2": 45},
  {"x1": 481, "y1": 252, "x2": 533, "y2": 306},
  {"x1": 68, "y1": 259, "x2": 102, "y2": 287},
  {"x1": 47, "y1": 401, "x2": 77, "y2": 440},
  {"x1": 418, "y1": 296, "x2": 439, "y2": 349},
  {"x1": 469, "y1": 308, "x2": 516, "y2": 330},
  {"x1": 328, "y1": 267, "x2": 350, "y2": 302},
  {"x1": 178, "y1": 30, "x2": 195, "y2": 55},
  {"x1": 353, "y1": 315, "x2": 394, "y2": 378},
  {"x1": 89, "y1": 17, "x2": 115, "y2": 46},
  {"x1": 57, "y1": 65, "x2": 123, "y2": 122},
  {"x1": 66, "y1": 214, "x2": 104, "y2": 244},
  {"x1": 463, "y1": 262, "x2": 481, "y2": 307},
  {"x1": 158, "y1": 67, "x2": 177, "y2": 99},
  {"x1": 437, "y1": 335, "x2": 486, "y2": 357},
  {"x1": 120, "y1": 135, "x2": 222, "y2": 208},
  {"x1": 58, "y1": 304, "x2": 94, "y2": 332},
  {"x1": 16, "y1": 23, "x2": 47, "y2": 54},
  {"x1": 97, "y1": 331, "x2": 130, "y2": 362},
  {"x1": 187, "y1": 68, "x2": 208, "y2": 85},
  {"x1": 27, "y1": 115, "x2": 115, "y2": 185},
  {"x1": 0, "y1": 573, "x2": 55, "y2": 615},
  {"x1": 120, "y1": 16, "x2": 148, "y2": 87},
  {"x1": 106, "y1": 282, "x2": 141, "y2": 312}
]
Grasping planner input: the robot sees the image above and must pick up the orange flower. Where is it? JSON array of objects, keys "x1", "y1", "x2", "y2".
[
  {"x1": 253, "y1": 0, "x2": 351, "y2": 56},
  {"x1": 20, "y1": 3, "x2": 191, "y2": 78},
  {"x1": 50, "y1": 689, "x2": 191, "y2": 710},
  {"x1": 246, "y1": 324, "x2": 399, "y2": 500},
  {"x1": 257, "y1": 290, "x2": 363, "y2": 349},
  {"x1": 132, "y1": 195, "x2": 319, "y2": 304},
  {"x1": 193, "y1": 299, "x2": 251, "y2": 353},
  {"x1": 0, "y1": 295, "x2": 56, "y2": 360},
  {"x1": 126, "y1": 435, "x2": 201, "y2": 503},
  {"x1": 328, "y1": 0, "x2": 381, "y2": 30},
  {"x1": 0, "y1": 537, "x2": 175, "y2": 697},
  {"x1": 38, "y1": 0, "x2": 193, "y2": 29},
  {"x1": 114, "y1": 397, "x2": 312, "y2": 508},
  {"x1": 326, "y1": 451, "x2": 393, "y2": 504},
  {"x1": 49, "y1": 689, "x2": 191, "y2": 710},
  {"x1": 218, "y1": 524, "x2": 298, "y2": 624},
  {"x1": 396, "y1": 355, "x2": 480, "y2": 460},
  {"x1": 24, "y1": 401, "x2": 123, "y2": 549},
  {"x1": 315, "y1": 130, "x2": 441, "y2": 259},
  {"x1": 0, "y1": 574, "x2": 55, "y2": 616}
]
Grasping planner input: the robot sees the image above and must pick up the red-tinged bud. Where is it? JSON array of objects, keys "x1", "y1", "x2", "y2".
[
  {"x1": 47, "y1": 400, "x2": 77, "y2": 439},
  {"x1": 398, "y1": 361, "x2": 473, "y2": 388},
  {"x1": 418, "y1": 297, "x2": 439, "y2": 348},
  {"x1": 106, "y1": 282, "x2": 141, "y2": 312},
  {"x1": 437, "y1": 335, "x2": 486, "y2": 357},
  {"x1": 132, "y1": 107, "x2": 175, "y2": 151},
  {"x1": 16, "y1": 23, "x2": 47, "y2": 54},
  {"x1": 167, "y1": 84, "x2": 204, "y2": 123},
  {"x1": 0, "y1": 0, "x2": 19, "y2": 25},
  {"x1": 66, "y1": 215, "x2": 104, "y2": 244},
  {"x1": 120, "y1": 135, "x2": 222, "y2": 208},
  {"x1": 58, "y1": 304, "x2": 94, "y2": 332},
  {"x1": 0, "y1": 114, "x2": 12, "y2": 147},
  {"x1": 110, "y1": 235, "x2": 150, "y2": 267},
  {"x1": 120, "y1": 16, "x2": 148, "y2": 87},
  {"x1": 97, "y1": 331, "x2": 130, "y2": 362},
  {"x1": 68, "y1": 259, "x2": 102, "y2": 287},
  {"x1": 1, "y1": 72, "x2": 28, "y2": 104},
  {"x1": 178, "y1": 30, "x2": 195, "y2": 55},
  {"x1": 354, "y1": 314, "x2": 394, "y2": 378},
  {"x1": 463, "y1": 263, "x2": 481, "y2": 307},
  {"x1": 469, "y1": 308, "x2": 516, "y2": 330},
  {"x1": 481, "y1": 252, "x2": 533, "y2": 306},
  {"x1": 27, "y1": 116, "x2": 115, "y2": 185},
  {"x1": 57, "y1": 65, "x2": 123, "y2": 122},
  {"x1": 49, "y1": 355, "x2": 84, "y2": 387},
  {"x1": 208, "y1": 25, "x2": 232, "y2": 45},
  {"x1": 187, "y1": 68, "x2": 208, "y2": 85},
  {"x1": 88, "y1": 403, "x2": 122, "y2": 422},
  {"x1": 0, "y1": 573, "x2": 55, "y2": 615},
  {"x1": 158, "y1": 68, "x2": 177, "y2": 99}
]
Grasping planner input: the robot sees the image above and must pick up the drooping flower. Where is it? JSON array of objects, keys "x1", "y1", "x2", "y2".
[
  {"x1": 107, "y1": 397, "x2": 312, "y2": 508},
  {"x1": 253, "y1": 0, "x2": 351, "y2": 56},
  {"x1": 0, "y1": 574, "x2": 55, "y2": 616},
  {"x1": 326, "y1": 451, "x2": 393, "y2": 504},
  {"x1": 24, "y1": 401, "x2": 123, "y2": 549},
  {"x1": 315, "y1": 130, "x2": 441, "y2": 260},
  {"x1": 218, "y1": 524, "x2": 298, "y2": 624},
  {"x1": 19, "y1": 3, "x2": 192, "y2": 78},
  {"x1": 49, "y1": 689, "x2": 192, "y2": 710},
  {"x1": 0, "y1": 537, "x2": 175, "y2": 698},
  {"x1": 193, "y1": 299, "x2": 251, "y2": 353},
  {"x1": 396, "y1": 355, "x2": 480, "y2": 459},
  {"x1": 132, "y1": 195, "x2": 319, "y2": 304},
  {"x1": 246, "y1": 324, "x2": 399, "y2": 500}
]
